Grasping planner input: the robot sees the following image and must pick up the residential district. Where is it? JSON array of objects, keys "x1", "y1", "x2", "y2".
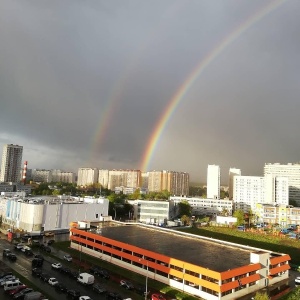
[{"x1": 0, "y1": 143, "x2": 299, "y2": 300}]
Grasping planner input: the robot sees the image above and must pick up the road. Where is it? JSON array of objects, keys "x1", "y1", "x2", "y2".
[{"x1": 0, "y1": 235, "x2": 141, "y2": 300}]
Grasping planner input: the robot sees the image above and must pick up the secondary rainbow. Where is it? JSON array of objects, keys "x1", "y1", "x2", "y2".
[{"x1": 140, "y1": 0, "x2": 287, "y2": 172}]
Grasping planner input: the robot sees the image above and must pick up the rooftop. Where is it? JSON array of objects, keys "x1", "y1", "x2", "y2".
[{"x1": 96, "y1": 225, "x2": 253, "y2": 272}]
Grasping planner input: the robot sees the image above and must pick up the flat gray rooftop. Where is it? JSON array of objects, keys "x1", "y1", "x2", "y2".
[{"x1": 99, "y1": 225, "x2": 252, "y2": 272}]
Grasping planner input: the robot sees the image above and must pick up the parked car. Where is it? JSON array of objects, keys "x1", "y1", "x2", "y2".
[
  {"x1": 295, "y1": 276, "x2": 300, "y2": 284},
  {"x1": 106, "y1": 292, "x2": 123, "y2": 300},
  {"x1": 92, "y1": 282, "x2": 107, "y2": 294},
  {"x1": 34, "y1": 254, "x2": 44, "y2": 261},
  {"x1": 40, "y1": 244, "x2": 51, "y2": 253},
  {"x1": 13, "y1": 288, "x2": 33, "y2": 299},
  {"x1": 32, "y1": 258, "x2": 43, "y2": 268},
  {"x1": 135, "y1": 285, "x2": 149, "y2": 296},
  {"x1": 7, "y1": 285, "x2": 27, "y2": 296},
  {"x1": 40, "y1": 273, "x2": 51, "y2": 282},
  {"x1": 0, "y1": 271, "x2": 13, "y2": 279},
  {"x1": 52, "y1": 262, "x2": 62, "y2": 269},
  {"x1": 151, "y1": 294, "x2": 167, "y2": 300},
  {"x1": 98, "y1": 268, "x2": 110, "y2": 279},
  {"x1": 32, "y1": 268, "x2": 42, "y2": 277},
  {"x1": 60, "y1": 267, "x2": 72, "y2": 275},
  {"x1": 0, "y1": 275, "x2": 17, "y2": 286},
  {"x1": 120, "y1": 279, "x2": 134, "y2": 290},
  {"x1": 14, "y1": 243, "x2": 25, "y2": 251},
  {"x1": 79, "y1": 297, "x2": 93, "y2": 300},
  {"x1": 47, "y1": 239, "x2": 55, "y2": 245},
  {"x1": 3, "y1": 249, "x2": 12, "y2": 257},
  {"x1": 48, "y1": 277, "x2": 59, "y2": 286},
  {"x1": 64, "y1": 254, "x2": 73, "y2": 262},
  {"x1": 55, "y1": 282, "x2": 68, "y2": 293},
  {"x1": 7, "y1": 253, "x2": 17, "y2": 262},
  {"x1": 66, "y1": 289, "x2": 81, "y2": 299}
]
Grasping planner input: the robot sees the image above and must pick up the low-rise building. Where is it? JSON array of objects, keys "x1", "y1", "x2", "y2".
[{"x1": 70, "y1": 222, "x2": 290, "y2": 300}]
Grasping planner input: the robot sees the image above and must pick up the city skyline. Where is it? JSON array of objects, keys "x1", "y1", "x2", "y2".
[{"x1": 1, "y1": 0, "x2": 300, "y2": 183}]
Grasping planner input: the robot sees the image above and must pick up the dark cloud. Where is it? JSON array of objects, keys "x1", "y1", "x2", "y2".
[{"x1": 0, "y1": 0, "x2": 299, "y2": 183}]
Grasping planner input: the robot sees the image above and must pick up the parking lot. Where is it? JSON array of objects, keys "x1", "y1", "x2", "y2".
[{"x1": 0, "y1": 235, "x2": 145, "y2": 300}]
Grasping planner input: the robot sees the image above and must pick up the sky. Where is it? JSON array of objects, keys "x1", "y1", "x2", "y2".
[{"x1": 0, "y1": 0, "x2": 300, "y2": 184}]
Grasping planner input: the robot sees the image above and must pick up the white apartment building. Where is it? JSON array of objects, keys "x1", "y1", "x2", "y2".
[
  {"x1": 77, "y1": 168, "x2": 98, "y2": 186},
  {"x1": 98, "y1": 169, "x2": 109, "y2": 188},
  {"x1": 228, "y1": 168, "x2": 241, "y2": 200},
  {"x1": 51, "y1": 169, "x2": 75, "y2": 183},
  {"x1": 233, "y1": 175, "x2": 289, "y2": 212},
  {"x1": 0, "y1": 144, "x2": 23, "y2": 183},
  {"x1": 233, "y1": 176, "x2": 265, "y2": 212},
  {"x1": 207, "y1": 165, "x2": 220, "y2": 199},
  {"x1": 264, "y1": 163, "x2": 300, "y2": 205},
  {"x1": 108, "y1": 169, "x2": 141, "y2": 190},
  {"x1": 170, "y1": 196, "x2": 233, "y2": 216}
]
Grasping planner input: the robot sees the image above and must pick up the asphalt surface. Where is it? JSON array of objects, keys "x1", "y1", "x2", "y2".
[{"x1": 0, "y1": 234, "x2": 144, "y2": 300}]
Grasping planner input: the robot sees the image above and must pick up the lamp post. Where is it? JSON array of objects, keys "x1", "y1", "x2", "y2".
[{"x1": 139, "y1": 258, "x2": 149, "y2": 300}]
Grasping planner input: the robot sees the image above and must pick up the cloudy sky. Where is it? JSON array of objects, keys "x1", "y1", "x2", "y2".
[{"x1": 0, "y1": 0, "x2": 299, "y2": 183}]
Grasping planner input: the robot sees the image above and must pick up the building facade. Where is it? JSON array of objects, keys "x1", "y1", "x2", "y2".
[
  {"x1": 255, "y1": 203, "x2": 300, "y2": 227},
  {"x1": 228, "y1": 168, "x2": 241, "y2": 200},
  {"x1": 77, "y1": 168, "x2": 98, "y2": 186},
  {"x1": 147, "y1": 170, "x2": 189, "y2": 196},
  {"x1": 0, "y1": 144, "x2": 23, "y2": 183},
  {"x1": 264, "y1": 163, "x2": 300, "y2": 205},
  {"x1": 207, "y1": 165, "x2": 220, "y2": 199},
  {"x1": 0, "y1": 196, "x2": 109, "y2": 232},
  {"x1": 170, "y1": 196, "x2": 233, "y2": 216}
]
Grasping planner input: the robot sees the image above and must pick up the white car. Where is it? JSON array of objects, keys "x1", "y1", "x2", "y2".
[
  {"x1": 63, "y1": 254, "x2": 72, "y2": 262},
  {"x1": 51, "y1": 262, "x2": 62, "y2": 269},
  {"x1": 20, "y1": 246, "x2": 31, "y2": 253},
  {"x1": 79, "y1": 297, "x2": 93, "y2": 300},
  {"x1": 295, "y1": 277, "x2": 300, "y2": 284},
  {"x1": 48, "y1": 277, "x2": 59, "y2": 286}
]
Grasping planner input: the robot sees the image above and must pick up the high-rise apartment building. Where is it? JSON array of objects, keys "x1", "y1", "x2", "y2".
[
  {"x1": 0, "y1": 144, "x2": 23, "y2": 183},
  {"x1": 228, "y1": 168, "x2": 241, "y2": 199},
  {"x1": 107, "y1": 169, "x2": 141, "y2": 190},
  {"x1": 264, "y1": 163, "x2": 300, "y2": 205},
  {"x1": 147, "y1": 170, "x2": 189, "y2": 196},
  {"x1": 77, "y1": 168, "x2": 98, "y2": 186},
  {"x1": 207, "y1": 165, "x2": 220, "y2": 199},
  {"x1": 98, "y1": 169, "x2": 109, "y2": 189}
]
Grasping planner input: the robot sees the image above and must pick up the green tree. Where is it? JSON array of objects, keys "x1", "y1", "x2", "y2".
[
  {"x1": 233, "y1": 209, "x2": 245, "y2": 226},
  {"x1": 178, "y1": 200, "x2": 192, "y2": 217},
  {"x1": 181, "y1": 214, "x2": 191, "y2": 226}
]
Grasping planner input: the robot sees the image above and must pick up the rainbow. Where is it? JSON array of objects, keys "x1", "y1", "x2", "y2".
[
  {"x1": 89, "y1": 1, "x2": 185, "y2": 166},
  {"x1": 140, "y1": 0, "x2": 287, "y2": 172}
]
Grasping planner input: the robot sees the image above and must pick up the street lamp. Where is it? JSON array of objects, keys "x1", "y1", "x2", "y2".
[{"x1": 139, "y1": 258, "x2": 149, "y2": 300}]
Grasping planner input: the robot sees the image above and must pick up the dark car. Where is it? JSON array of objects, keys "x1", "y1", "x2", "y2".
[
  {"x1": 135, "y1": 285, "x2": 149, "y2": 296},
  {"x1": 68, "y1": 270, "x2": 79, "y2": 279},
  {"x1": 106, "y1": 292, "x2": 123, "y2": 300},
  {"x1": 98, "y1": 268, "x2": 110, "y2": 279},
  {"x1": 7, "y1": 253, "x2": 17, "y2": 262},
  {"x1": 47, "y1": 239, "x2": 55, "y2": 245},
  {"x1": 55, "y1": 282, "x2": 68, "y2": 293},
  {"x1": 32, "y1": 258, "x2": 43, "y2": 268},
  {"x1": 13, "y1": 288, "x2": 33, "y2": 299},
  {"x1": 66, "y1": 289, "x2": 81, "y2": 299},
  {"x1": 40, "y1": 244, "x2": 51, "y2": 253},
  {"x1": 24, "y1": 249, "x2": 34, "y2": 257},
  {"x1": 89, "y1": 266, "x2": 101, "y2": 275},
  {"x1": 40, "y1": 273, "x2": 51, "y2": 282},
  {"x1": 92, "y1": 282, "x2": 107, "y2": 294},
  {"x1": 34, "y1": 254, "x2": 44, "y2": 261},
  {"x1": 120, "y1": 279, "x2": 134, "y2": 290},
  {"x1": 7, "y1": 285, "x2": 27, "y2": 296},
  {"x1": 3, "y1": 249, "x2": 12, "y2": 257},
  {"x1": 60, "y1": 267, "x2": 72, "y2": 275},
  {"x1": 31, "y1": 268, "x2": 42, "y2": 277},
  {"x1": 0, "y1": 271, "x2": 13, "y2": 279}
]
